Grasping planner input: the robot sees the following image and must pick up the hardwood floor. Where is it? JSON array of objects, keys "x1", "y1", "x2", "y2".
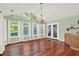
[{"x1": 1, "y1": 38, "x2": 79, "y2": 56}]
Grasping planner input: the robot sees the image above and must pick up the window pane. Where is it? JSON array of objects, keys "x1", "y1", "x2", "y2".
[
  {"x1": 23, "y1": 26, "x2": 29, "y2": 35},
  {"x1": 10, "y1": 32, "x2": 18, "y2": 36},
  {"x1": 23, "y1": 23, "x2": 29, "y2": 35},
  {"x1": 48, "y1": 25, "x2": 51, "y2": 36},
  {"x1": 40, "y1": 26, "x2": 43, "y2": 34},
  {"x1": 23, "y1": 23, "x2": 29, "y2": 26},
  {"x1": 34, "y1": 24, "x2": 37, "y2": 35},
  {"x1": 10, "y1": 21, "x2": 18, "y2": 36},
  {"x1": 53, "y1": 25, "x2": 57, "y2": 38}
]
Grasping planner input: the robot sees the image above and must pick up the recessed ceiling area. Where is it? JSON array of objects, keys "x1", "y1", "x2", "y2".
[{"x1": 0, "y1": 3, "x2": 79, "y2": 22}]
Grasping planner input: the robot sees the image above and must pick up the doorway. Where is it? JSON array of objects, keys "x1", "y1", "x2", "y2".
[{"x1": 47, "y1": 23, "x2": 59, "y2": 39}]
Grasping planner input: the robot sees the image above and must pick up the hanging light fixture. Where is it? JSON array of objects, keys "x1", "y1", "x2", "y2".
[{"x1": 40, "y1": 3, "x2": 45, "y2": 24}]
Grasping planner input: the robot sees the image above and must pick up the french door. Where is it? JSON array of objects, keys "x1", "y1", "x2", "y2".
[
  {"x1": 47, "y1": 24, "x2": 52, "y2": 38},
  {"x1": 39, "y1": 24, "x2": 45, "y2": 38},
  {"x1": 32, "y1": 23, "x2": 39, "y2": 39},
  {"x1": 8, "y1": 20, "x2": 31, "y2": 43},
  {"x1": 8, "y1": 20, "x2": 46, "y2": 44},
  {"x1": 22, "y1": 22, "x2": 31, "y2": 41},
  {"x1": 52, "y1": 23, "x2": 59, "y2": 39},
  {"x1": 47, "y1": 23, "x2": 59, "y2": 39},
  {"x1": 8, "y1": 20, "x2": 20, "y2": 43}
]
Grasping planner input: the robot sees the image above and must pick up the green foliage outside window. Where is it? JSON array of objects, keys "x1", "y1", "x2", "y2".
[{"x1": 10, "y1": 21, "x2": 18, "y2": 36}]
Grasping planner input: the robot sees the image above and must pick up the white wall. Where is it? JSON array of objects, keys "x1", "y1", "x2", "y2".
[{"x1": 0, "y1": 14, "x2": 5, "y2": 54}]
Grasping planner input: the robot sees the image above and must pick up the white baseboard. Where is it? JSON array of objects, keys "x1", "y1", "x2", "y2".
[
  {"x1": 47, "y1": 37, "x2": 64, "y2": 42},
  {"x1": 70, "y1": 46, "x2": 79, "y2": 51},
  {"x1": 0, "y1": 50, "x2": 5, "y2": 54},
  {"x1": 58, "y1": 39, "x2": 64, "y2": 42}
]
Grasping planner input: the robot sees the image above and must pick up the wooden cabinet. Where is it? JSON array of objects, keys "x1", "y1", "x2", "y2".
[{"x1": 65, "y1": 33, "x2": 79, "y2": 51}]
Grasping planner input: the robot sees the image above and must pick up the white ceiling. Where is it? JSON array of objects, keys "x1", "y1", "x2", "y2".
[{"x1": 0, "y1": 3, "x2": 79, "y2": 22}]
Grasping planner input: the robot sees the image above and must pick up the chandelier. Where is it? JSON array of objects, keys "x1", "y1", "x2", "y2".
[{"x1": 39, "y1": 3, "x2": 46, "y2": 24}]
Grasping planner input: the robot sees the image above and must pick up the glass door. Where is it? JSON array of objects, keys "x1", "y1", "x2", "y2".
[
  {"x1": 47, "y1": 23, "x2": 59, "y2": 39},
  {"x1": 52, "y1": 23, "x2": 59, "y2": 39},
  {"x1": 40, "y1": 24, "x2": 45, "y2": 38},
  {"x1": 32, "y1": 23, "x2": 38, "y2": 39},
  {"x1": 53, "y1": 25, "x2": 57, "y2": 38},
  {"x1": 22, "y1": 22, "x2": 31, "y2": 41},
  {"x1": 47, "y1": 24, "x2": 52, "y2": 38},
  {"x1": 8, "y1": 20, "x2": 20, "y2": 43}
]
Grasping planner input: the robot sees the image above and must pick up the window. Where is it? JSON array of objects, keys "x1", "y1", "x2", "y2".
[
  {"x1": 23, "y1": 23, "x2": 29, "y2": 35},
  {"x1": 10, "y1": 21, "x2": 18, "y2": 37},
  {"x1": 40, "y1": 25, "x2": 43, "y2": 35},
  {"x1": 32, "y1": 23, "x2": 38, "y2": 36},
  {"x1": 34, "y1": 24, "x2": 37, "y2": 35}
]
